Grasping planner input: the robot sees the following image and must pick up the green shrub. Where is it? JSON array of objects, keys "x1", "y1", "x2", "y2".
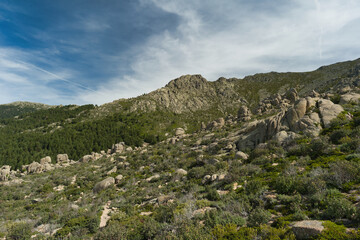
[
  {"x1": 94, "y1": 222, "x2": 127, "y2": 240},
  {"x1": 273, "y1": 176, "x2": 296, "y2": 195},
  {"x1": 8, "y1": 222, "x2": 32, "y2": 240},
  {"x1": 206, "y1": 187, "x2": 221, "y2": 201},
  {"x1": 323, "y1": 197, "x2": 356, "y2": 220},
  {"x1": 245, "y1": 179, "x2": 265, "y2": 195},
  {"x1": 330, "y1": 129, "x2": 351, "y2": 144},
  {"x1": 309, "y1": 137, "x2": 329, "y2": 159},
  {"x1": 247, "y1": 208, "x2": 271, "y2": 227},
  {"x1": 204, "y1": 210, "x2": 246, "y2": 228},
  {"x1": 317, "y1": 221, "x2": 360, "y2": 240}
]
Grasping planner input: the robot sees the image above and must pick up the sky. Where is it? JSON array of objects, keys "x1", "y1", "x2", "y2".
[{"x1": 0, "y1": 0, "x2": 360, "y2": 105}]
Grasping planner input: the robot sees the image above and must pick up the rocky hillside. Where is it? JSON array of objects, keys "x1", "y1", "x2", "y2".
[
  {"x1": 95, "y1": 58, "x2": 360, "y2": 116},
  {"x1": 1, "y1": 58, "x2": 360, "y2": 239}
]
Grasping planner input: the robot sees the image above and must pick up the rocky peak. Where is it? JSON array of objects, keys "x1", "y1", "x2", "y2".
[{"x1": 165, "y1": 74, "x2": 209, "y2": 91}]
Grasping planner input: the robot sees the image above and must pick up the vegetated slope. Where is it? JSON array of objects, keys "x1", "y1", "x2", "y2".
[
  {"x1": 1, "y1": 58, "x2": 360, "y2": 169},
  {"x1": 0, "y1": 101, "x2": 54, "y2": 120},
  {"x1": 1, "y1": 83, "x2": 360, "y2": 239}
]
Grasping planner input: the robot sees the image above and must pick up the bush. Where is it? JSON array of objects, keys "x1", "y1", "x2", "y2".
[
  {"x1": 247, "y1": 208, "x2": 271, "y2": 227},
  {"x1": 245, "y1": 179, "x2": 265, "y2": 195},
  {"x1": 204, "y1": 210, "x2": 246, "y2": 228},
  {"x1": 323, "y1": 197, "x2": 356, "y2": 220},
  {"x1": 296, "y1": 177, "x2": 326, "y2": 195},
  {"x1": 273, "y1": 176, "x2": 296, "y2": 195},
  {"x1": 330, "y1": 129, "x2": 351, "y2": 144},
  {"x1": 317, "y1": 221, "x2": 360, "y2": 240},
  {"x1": 206, "y1": 187, "x2": 221, "y2": 201},
  {"x1": 94, "y1": 222, "x2": 127, "y2": 240},
  {"x1": 8, "y1": 222, "x2": 32, "y2": 240},
  {"x1": 327, "y1": 160, "x2": 359, "y2": 188},
  {"x1": 309, "y1": 137, "x2": 329, "y2": 159}
]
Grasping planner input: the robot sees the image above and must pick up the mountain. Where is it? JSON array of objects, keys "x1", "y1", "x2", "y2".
[
  {"x1": 1, "y1": 59, "x2": 360, "y2": 239},
  {"x1": 0, "y1": 101, "x2": 54, "y2": 120}
]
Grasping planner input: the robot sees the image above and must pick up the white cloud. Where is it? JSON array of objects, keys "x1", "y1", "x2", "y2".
[
  {"x1": 78, "y1": 0, "x2": 360, "y2": 105},
  {"x1": 0, "y1": 47, "x2": 92, "y2": 104},
  {"x1": 2, "y1": 0, "x2": 360, "y2": 105}
]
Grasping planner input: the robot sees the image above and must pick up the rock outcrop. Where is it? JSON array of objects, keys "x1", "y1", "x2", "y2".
[
  {"x1": 291, "y1": 220, "x2": 324, "y2": 239},
  {"x1": 27, "y1": 162, "x2": 44, "y2": 174},
  {"x1": 238, "y1": 106, "x2": 252, "y2": 121},
  {"x1": 111, "y1": 142, "x2": 125, "y2": 154},
  {"x1": 237, "y1": 93, "x2": 345, "y2": 150},
  {"x1": 340, "y1": 92, "x2": 360, "y2": 104},
  {"x1": 318, "y1": 99, "x2": 344, "y2": 128},
  {"x1": 40, "y1": 156, "x2": 51, "y2": 165},
  {"x1": 57, "y1": 154, "x2": 69, "y2": 164},
  {"x1": 93, "y1": 177, "x2": 115, "y2": 193},
  {"x1": 0, "y1": 165, "x2": 11, "y2": 181},
  {"x1": 175, "y1": 128, "x2": 185, "y2": 136}
]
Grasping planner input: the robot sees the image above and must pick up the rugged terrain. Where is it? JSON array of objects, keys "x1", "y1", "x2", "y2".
[{"x1": 1, "y1": 59, "x2": 360, "y2": 239}]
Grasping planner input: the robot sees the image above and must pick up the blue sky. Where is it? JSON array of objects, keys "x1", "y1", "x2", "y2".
[{"x1": 1, "y1": 0, "x2": 360, "y2": 105}]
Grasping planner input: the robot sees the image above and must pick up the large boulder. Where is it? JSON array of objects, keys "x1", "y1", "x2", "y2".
[
  {"x1": 237, "y1": 111, "x2": 285, "y2": 150},
  {"x1": 175, "y1": 128, "x2": 185, "y2": 136},
  {"x1": 175, "y1": 168, "x2": 188, "y2": 176},
  {"x1": 42, "y1": 163, "x2": 54, "y2": 172},
  {"x1": 340, "y1": 92, "x2": 360, "y2": 104},
  {"x1": 40, "y1": 156, "x2": 51, "y2": 165},
  {"x1": 292, "y1": 220, "x2": 324, "y2": 239},
  {"x1": 285, "y1": 88, "x2": 299, "y2": 103},
  {"x1": 115, "y1": 174, "x2": 123, "y2": 184},
  {"x1": 273, "y1": 131, "x2": 296, "y2": 145},
  {"x1": 79, "y1": 155, "x2": 94, "y2": 163},
  {"x1": 93, "y1": 177, "x2": 115, "y2": 193},
  {"x1": 111, "y1": 142, "x2": 125, "y2": 154},
  {"x1": 238, "y1": 105, "x2": 252, "y2": 121},
  {"x1": 235, "y1": 151, "x2": 248, "y2": 160},
  {"x1": 27, "y1": 161, "x2": 43, "y2": 174},
  {"x1": 0, "y1": 165, "x2": 11, "y2": 181},
  {"x1": 318, "y1": 99, "x2": 344, "y2": 128},
  {"x1": 57, "y1": 154, "x2": 69, "y2": 164}
]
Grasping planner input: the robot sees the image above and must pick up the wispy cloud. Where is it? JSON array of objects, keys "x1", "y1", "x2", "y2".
[
  {"x1": 1, "y1": 0, "x2": 360, "y2": 105},
  {"x1": 78, "y1": 0, "x2": 360, "y2": 104}
]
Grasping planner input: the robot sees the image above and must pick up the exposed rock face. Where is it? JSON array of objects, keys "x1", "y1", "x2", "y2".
[
  {"x1": 126, "y1": 74, "x2": 244, "y2": 114},
  {"x1": 273, "y1": 131, "x2": 296, "y2": 145},
  {"x1": 238, "y1": 106, "x2": 252, "y2": 121},
  {"x1": 292, "y1": 220, "x2": 324, "y2": 239},
  {"x1": 283, "y1": 97, "x2": 322, "y2": 136},
  {"x1": 146, "y1": 174, "x2": 160, "y2": 182},
  {"x1": 237, "y1": 111, "x2": 285, "y2": 150},
  {"x1": 106, "y1": 166, "x2": 117, "y2": 175},
  {"x1": 57, "y1": 154, "x2": 69, "y2": 164},
  {"x1": 175, "y1": 128, "x2": 185, "y2": 136},
  {"x1": 175, "y1": 168, "x2": 188, "y2": 176},
  {"x1": 93, "y1": 177, "x2": 115, "y2": 193},
  {"x1": 235, "y1": 151, "x2": 248, "y2": 160},
  {"x1": 115, "y1": 174, "x2": 123, "y2": 184},
  {"x1": 79, "y1": 155, "x2": 94, "y2": 163},
  {"x1": 111, "y1": 142, "x2": 125, "y2": 154},
  {"x1": 40, "y1": 156, "x2": 51, "y2": 165},
  {"x1": 207, "y1": 118, "x2": 226, "y2": 130},
  {"x1": 340, "y1": 92, "x2": 360, "y2": 104},
  {"x1": 237, "y1": 94, "x2": 344, "y2": 150},
  {"x1": 318, "y1": 99, "x2": 344, "y2": 128},
  {"x1": 27, "y1": 162, "x2": 43, "y2": 174},
  {"x1": 285, "y1": 88, "x2": 299, "y2": 103},
  {"x1": 0, "y1": 165, "x2": 11, "y2": 181}
]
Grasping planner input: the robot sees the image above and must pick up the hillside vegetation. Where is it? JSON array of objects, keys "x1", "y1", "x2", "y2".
[{"x1": 0, "y1": 58, "x2": 360, "y2": 239}]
